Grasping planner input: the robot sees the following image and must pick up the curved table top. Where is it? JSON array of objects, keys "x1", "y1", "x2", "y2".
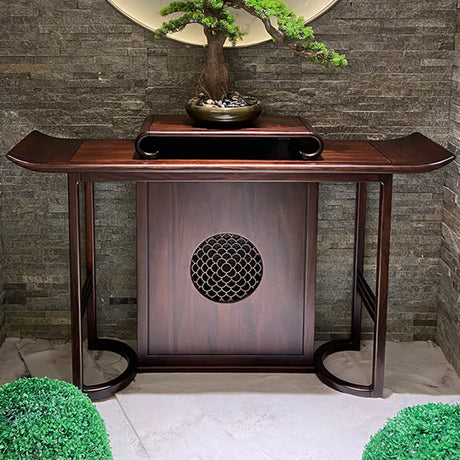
[{"x1": 6, "y1": 116, "x2": 455, "y2": 177}]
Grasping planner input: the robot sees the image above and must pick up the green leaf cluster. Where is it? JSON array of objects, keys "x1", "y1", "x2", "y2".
[
  {"x1": 0, "y1": 377, "x2": 112, "y2": 460},
  {"x1": 155, "y1": 0, "x2": 346, "y2": 67},
  {"x1": 362, "y1": 403, "x2": 460, "y2": 460},
  {"x1": 155, "y1": 0, "x2": 244, "y2": 44},
  {"x1": 243, "y1": 0, "x2": 313, "y2": 38},
  {"x1": 242, "y1": 0, "x2": 346, "y2": 66}
]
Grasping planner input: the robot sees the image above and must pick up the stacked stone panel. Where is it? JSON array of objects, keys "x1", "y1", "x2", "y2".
[
  {"x1": 438, "y1": 5, "x2": 460, "y2": 373},
  {"x1": 0, "y1": 0, "x2": 457, "y2": 343}
]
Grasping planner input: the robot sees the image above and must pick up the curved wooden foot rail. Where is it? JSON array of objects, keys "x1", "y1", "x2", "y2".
[
  {"x1": 314, "y1": 340, "x2": 373, "y2": 397},
  {"x1": 84, "y1": 339, "x2": 138, "y2": 401},
  {"x1": 314, "y1": 177, "x2": 393, "y2": 398},
  {"x1": 68, "y1": 178, "x2": 138, "y2": 400}
]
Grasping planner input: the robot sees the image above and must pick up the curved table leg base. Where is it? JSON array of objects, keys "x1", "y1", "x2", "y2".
[
  {"x1": 314, "y1": 339, "x2": 373, "y2": 397},
  {"x1": 83, "y1": 339, "x2": 138, "y2": 401}
]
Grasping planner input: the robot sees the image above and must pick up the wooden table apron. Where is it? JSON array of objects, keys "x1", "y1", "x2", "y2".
[{"x1": 6, "y1": 117, "x2": 455, "y2": 401}]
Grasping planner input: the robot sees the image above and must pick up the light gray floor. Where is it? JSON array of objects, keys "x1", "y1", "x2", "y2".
[{"x1": 1, "y1": 338, "x2": 459, "y2": 460}]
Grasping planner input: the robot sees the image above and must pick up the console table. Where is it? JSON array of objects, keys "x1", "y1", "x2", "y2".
[{"x1": 7, "y1": 115, "x2": 454, "y2": 400}]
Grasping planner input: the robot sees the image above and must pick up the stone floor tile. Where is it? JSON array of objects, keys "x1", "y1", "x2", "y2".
[
  {"x1": 0, "y1": 338, "x2": 27, "y2": 385},
  {"x1": 96, "y1": 398, "x2": 149, "y2": 460},
  {"x1": 1, "y1": 339, "x2": 459, "y2": 460},
  {"x1": 17, "y1": 338, "x2": 107, "y2": 385}
]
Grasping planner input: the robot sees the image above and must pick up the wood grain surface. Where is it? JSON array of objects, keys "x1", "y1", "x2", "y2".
[{"x1": 137, "y1": 182, "x2": 317, "y2": 368}]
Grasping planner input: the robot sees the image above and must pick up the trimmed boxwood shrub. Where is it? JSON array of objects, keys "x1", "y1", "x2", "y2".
[
  {"x1": 0, "y1": 377, "x2": 112, "y2": 459},
  {"x1": 363, "y1": 403, "x2": 460, "y2": 460}
]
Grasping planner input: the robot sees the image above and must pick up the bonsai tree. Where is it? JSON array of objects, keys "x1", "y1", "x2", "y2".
[{"x1": 154, "y1": 0, "x2": 347, "y2": 102}]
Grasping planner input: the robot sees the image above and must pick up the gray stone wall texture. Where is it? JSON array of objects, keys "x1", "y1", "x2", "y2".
[
  {"x1": 0, "y1": 240, "x2": 4, "y2": 346},
  {"x1": 438, "y1": 6, "x2": 460, "y2": 373},
  {"x1": 0, "y1": 131, "x2": 5, "y2": 346},
  {"x1": 0, "y1": 1, "x2": 457, "y2": 351}
]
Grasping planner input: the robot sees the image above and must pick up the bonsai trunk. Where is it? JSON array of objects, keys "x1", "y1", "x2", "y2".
[{"x1": 197, "y1": 28, "x2": 230, "y2": 100}]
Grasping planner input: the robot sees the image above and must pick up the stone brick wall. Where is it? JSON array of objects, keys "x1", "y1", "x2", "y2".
[
  {"x1": 0, "y1": 232, "x2": 4, "y2": 346},
  {"x1": 438, "y1": 6, "x2": 460, "y2": 373},
  {"x1": 0, "y1": 0, "x2": 456, "y2": 342},
  {"x1": 0, "y1": 117, "x2": 3, "y2": 345},
  {"x1": 0, "y1": 299, "x2": 4, "y2": 346}
]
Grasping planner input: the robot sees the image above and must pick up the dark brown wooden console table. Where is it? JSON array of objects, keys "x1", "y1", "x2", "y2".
[{"x1": 7, "y1": 115, "x2": 454, "y2": 400}]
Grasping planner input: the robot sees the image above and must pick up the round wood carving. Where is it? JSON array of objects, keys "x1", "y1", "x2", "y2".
[
  {"x1": 105, "y1": 0, "x2": 341, "y2": 46},
  {"x1": 190, "y1": 233, "x2": 263, "y2": 303}
]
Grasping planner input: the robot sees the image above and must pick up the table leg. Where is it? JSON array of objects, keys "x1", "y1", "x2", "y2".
[
  {"x1": 68, "y1": 177, "x2": 138, "y2": 400},
  {"x1": 351, "y1": 182, "x2": 367, "y2": 349},
  {"x1": 68, "y1": 173, "x2": 84, "y2": 390},
  {"x1": 371, "y1": 174, "x2": 392, "y2": 397},
  {"x1": 314, "y1": 175, "x2": 393, "y2": 397},
  {"x1": 85, "y1": 182, "x2": 97, "y2": 348}
]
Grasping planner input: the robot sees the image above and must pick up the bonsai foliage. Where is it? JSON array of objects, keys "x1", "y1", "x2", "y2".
[
  {"x1": 362, "y1": 403, "x2": 460, "y2": 460},
  {"x1": 154, "y1": 0, "x2": 347, "y2": 100},
  {"x1": 0, "y1": 377, "x2": 112, "y2": 460}
]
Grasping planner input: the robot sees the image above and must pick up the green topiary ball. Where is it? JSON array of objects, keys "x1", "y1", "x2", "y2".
[
  {"x1": 363, "y1": 403, "x2": 460, "y2": 460},
  {"x1": 0, "y1": 377, "x2": 112, "y2": 460}
]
